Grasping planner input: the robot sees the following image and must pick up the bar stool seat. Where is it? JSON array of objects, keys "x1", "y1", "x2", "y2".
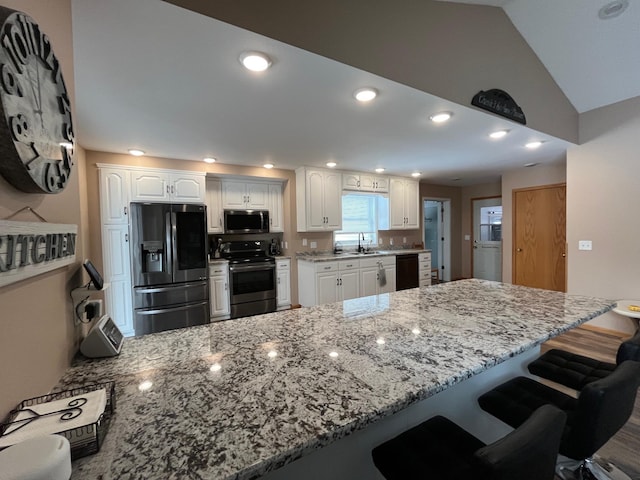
[
  {"x1": 528, "y1": 329, "x2": 640, "y2": 390},
  {"x1": 372, "y1": 404, "x2": 565, "y2": 480}
]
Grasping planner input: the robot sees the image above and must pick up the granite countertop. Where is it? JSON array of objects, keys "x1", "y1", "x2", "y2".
[
  {"x1": 296, "y1": 248, "x2": 430, "y2": 262},
  {"x1": 61, "y1": 279, "x2": 614, "y2": 479}
]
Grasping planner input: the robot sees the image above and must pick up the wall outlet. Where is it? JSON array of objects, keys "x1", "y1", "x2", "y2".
[
  {"x1": 302, "y1": 238, "x2": 307, "y2": 246},
  {"x1": 402, "y1": 237, "x2": 407, "y2": 244},
  {"x1": 310, "y1": 241, "x2": 317, "y2": 249},
  {"x1": 85, "y1": 299, "x2": 103, "y2": 320},
  {"x1": 390, "y1": 238, "x2": 394, "y2": 246},
  {"x1": 464, "y1": 234, "x2": 470, "y2": 241},
  {"x1": 578, "y1": 240, "x2": 592, "y2": 251}
]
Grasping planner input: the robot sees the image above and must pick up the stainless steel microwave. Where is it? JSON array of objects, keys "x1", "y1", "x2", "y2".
[{"x1": 224, "y1": 209, "x2": 270, "y2": 234}]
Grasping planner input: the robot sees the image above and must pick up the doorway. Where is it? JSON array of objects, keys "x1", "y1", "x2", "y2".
[
  {"x1": 472, "y1": 197, "x2": 502, "y2": 282},
  {"x1": 423, "y1": 199, "x2": 451, "y2": 282},
  {"x1": 513, "y1": 184, "x2": 566, "y2": 292}
]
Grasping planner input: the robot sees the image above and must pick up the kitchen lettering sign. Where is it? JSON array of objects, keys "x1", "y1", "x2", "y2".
[
  {"x1": 471, "y1": 89, "x2": 526, "y2": 125},
  {"x1": 0, "y1": 220, "x2": 77, "y2": 288}
]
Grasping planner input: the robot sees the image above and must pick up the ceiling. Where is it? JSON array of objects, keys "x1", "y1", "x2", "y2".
[{"x1": 70, "y1": 0, "x2": 633, "y2": 186}]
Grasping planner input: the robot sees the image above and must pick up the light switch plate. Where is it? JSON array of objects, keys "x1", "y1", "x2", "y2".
[
  {"x1": 302, "y1": 238, "x2": 307, "y2": 246},
  {"x1": 464, "y1": 235, "x2": 470, "y2": 241},
  {"x1": 578, "y1": 240, "x2": 592, "y2": 251},
  {"x1": 310, "y1": 241, "x2": 317, "y2": 249}
]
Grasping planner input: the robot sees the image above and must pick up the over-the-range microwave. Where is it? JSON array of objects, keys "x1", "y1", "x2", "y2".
[{"x1": 224, "y1": 209, "x2": 270, "y2": 234}]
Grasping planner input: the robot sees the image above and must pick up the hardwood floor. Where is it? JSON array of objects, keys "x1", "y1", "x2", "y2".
[{"x1": 542, "y1": 326, "x2": 640, "y2": 479}]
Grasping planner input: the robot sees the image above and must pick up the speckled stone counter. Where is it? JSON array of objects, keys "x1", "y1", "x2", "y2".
[
  {"x1": 296, "y1": 248, "x2": 429, "y2": 262},
  {"x1": 60, "y1": 279, "x2": 614, "y2": 480}
]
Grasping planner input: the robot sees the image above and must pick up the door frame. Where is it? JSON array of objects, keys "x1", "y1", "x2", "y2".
[
  {"x1": 470, "y1": 195, "x2": 502, "y2": 279},
  {"x1": 422, "y1": 197, "x2": 451, "y2": 282}
]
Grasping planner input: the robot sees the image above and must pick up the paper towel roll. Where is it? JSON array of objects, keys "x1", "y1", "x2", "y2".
[{"x1": 0, "y1": 434, "x2": 71, "y2": 480}]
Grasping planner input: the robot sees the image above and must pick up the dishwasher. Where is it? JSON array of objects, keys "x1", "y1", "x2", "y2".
[{"x1": 396, "y1": 254, "x2": 419, "y2": 291}]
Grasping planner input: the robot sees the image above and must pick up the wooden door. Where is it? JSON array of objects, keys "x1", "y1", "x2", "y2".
[{"x1": 513, "y1": 184, "x2": 566, "y2": 292}]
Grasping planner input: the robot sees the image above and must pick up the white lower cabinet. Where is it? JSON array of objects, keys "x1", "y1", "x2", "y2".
[
  {"x1": 209, "y1": 262, "x2": 230, "y2": 319},
  {"x1": 360, "y1": 256, "x2": 396, "y2": 297},
  {"x1": 419, "y1": 252, "x2": 432, "y2": 287},
  {"x1": 298, "y1": 255, "x2": 401, "y2": 307},
  {"x1": 101, "y1": 224, "x2": 134, "y2": 336},
  {"x1": 276, "y1": 258, "x2": 291, "y2": 310}
]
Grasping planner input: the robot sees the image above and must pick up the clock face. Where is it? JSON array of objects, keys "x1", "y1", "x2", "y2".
[{"x1": 0, "y1": 7, "x2": 74, "y2": 194}]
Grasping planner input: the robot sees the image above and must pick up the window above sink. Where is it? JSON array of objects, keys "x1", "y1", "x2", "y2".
[{"x1": 334, "y1": 193, "x2": 379, "y2": 248}]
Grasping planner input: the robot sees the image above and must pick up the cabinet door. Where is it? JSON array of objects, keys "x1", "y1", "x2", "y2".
[
  {"x1": 404, "y1": 180, "x2": 420, "y2": 229},
  {"x1": 99, "y1": 168, "x2": 129, "y2": 225},
  {"x1": 380, "y1": 265, "x2": 396, "y2": 293},
  {"x1": 102, "y1": 225, "x2": 130, "y2": 281},
  {"x1": 306, "y1": 170, "x2": 326, "y2": 230},
  {"x1": 360, "y1": 267, "x2": 378, "y2": 297},
  {"x1": 277, "y1": 269, "x2": 291, "y2": 307},
  {"x1": 323, "y1": 171, "x2": 342, "y2": 229},
  {"x1": 359, "y1": 174, "x2": 375, "y2": 192},
  {"x1": 246, "y1": 182, "x2": 269, "y2": 209},
  {"x1": 316, "y1": 271, "x2": 339, "y2": 305},
  {"x1": 374, "y1": 176, "x2": 389, "y2": 193},
  {"x1": 222, "y1": 180, "x2": 248, "y2": 209},
  {"x1": 171, "y1": 174, "x2": 205, "y2": 203},
  {"x1": 106, "y1": 279, "x2": 134, "y2": 337},
  {"x1": 210, "y1": 274, "x2": 230, "y2": 317},
  {"x1": 131, "y1": 170, "x2": 170, "y2": 202},
  {"x1": 343, "y1": 173, "x2": 360, "y2": 190},
  {"x1": 268, "y1": 183, "x2": 284, "y2": 232},
  {"x1": 206, "y1": 179, "x2": 223, "y2": 233},
  {"x1": 339, "y1": 270, "x2": 360, "y2": 301},
  {"x1": 389, "y1": 178, "x2": 406, "y2": 229}
]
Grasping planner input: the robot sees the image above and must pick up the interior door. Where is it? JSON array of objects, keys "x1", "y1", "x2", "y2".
[
  {"x1": 513, "y1": 184, "x2": 566, "y2": 292},
  {"x1": 472, "y1": 197, "x2": 502, "y2": 281}
]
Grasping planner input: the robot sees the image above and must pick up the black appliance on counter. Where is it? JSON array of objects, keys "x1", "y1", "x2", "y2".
[
  {"x1": 396, "y1": 253, "x2": 419, "y2": 291},
  {"x1": 220, "y1": 241, "x2": 276, "y2": 318},
  {"x1": 130, "y1": 203, "x2": 210, "y2": 335}
]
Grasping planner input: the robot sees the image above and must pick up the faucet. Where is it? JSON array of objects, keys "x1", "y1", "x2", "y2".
[{"x1": 357, "y1": 233, "x2": 365, "y2": 253}]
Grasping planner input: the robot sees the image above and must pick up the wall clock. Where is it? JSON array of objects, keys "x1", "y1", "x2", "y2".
[{"x1": 0, "y1": 6, "x2": 74, "y2": 194}]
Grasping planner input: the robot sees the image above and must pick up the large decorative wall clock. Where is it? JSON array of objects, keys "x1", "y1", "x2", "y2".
[{"x1": 0, "y1": 6, "x2": 74, "y2": 194}]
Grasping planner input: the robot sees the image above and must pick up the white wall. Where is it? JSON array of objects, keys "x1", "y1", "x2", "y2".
[
  {"x1": 501, "y1": 163, "x2": 566, "y2": 284},
  {"x1": 567, "y1": 96, "x2": 640, "y2": 334}
]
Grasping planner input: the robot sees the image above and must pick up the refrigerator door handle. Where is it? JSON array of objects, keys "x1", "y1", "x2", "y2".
[
  {"x1": 165, "y1": 211, "x2": 173, "y2": 277},
  {"x1": 136, "y1": 301, "x2": 208, "y2": 316},
  {"x1": 170, "y1": 211, "x2": 178, "y2": 279}
]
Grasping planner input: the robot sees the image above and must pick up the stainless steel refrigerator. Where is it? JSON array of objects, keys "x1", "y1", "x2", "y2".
[{"x1": 130, "y1": 203, "x2": 209, "y2": 335}]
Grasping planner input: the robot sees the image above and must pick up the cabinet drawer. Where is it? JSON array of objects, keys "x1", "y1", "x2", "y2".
[
  {"x1": 276, "y1": 259, "x2": 290, "y2": 270},
  {"x1": 419, "y1": 269, "x2": 431, "y2": 281},
  {"x1": 315, "y1": 261, "x2": 338, "y2": 273},
  {"x1": 420, "y1": 278, "x2": 432, "y2": 287},
  {"x1": 339, "y1": 259, "x2": 360, "y2": 270},
  {"x1": 419, "y1": 260, "x2": 431, "y2": 270},
  {"x1": 419, "y1": 252, "x2": 431, "y2": 262},
  {"x1": 209, "y1": 263, "x2": 228, "y2": 276}
]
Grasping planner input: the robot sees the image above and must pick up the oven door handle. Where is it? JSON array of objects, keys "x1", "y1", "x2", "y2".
[{"x1": 229, "y1": 263, "x2": 276, "y2": 273}]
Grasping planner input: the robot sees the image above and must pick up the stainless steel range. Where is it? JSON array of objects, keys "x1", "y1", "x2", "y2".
[{"x1": 220, "y1": 241, "x2": 276, "y2": 318}]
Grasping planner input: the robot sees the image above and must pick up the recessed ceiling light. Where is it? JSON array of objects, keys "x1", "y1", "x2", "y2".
[
  {"x1": 203, "y1": 157, "x2": 216, "y2": 164},
  {"x1": 525, "y1": 141, "x2": 543, "y2": 149},
  {"x1": 263, "y1": 163, "x2": 274, "y2": 169},
  {"x1": 128, "y1": 149, "x2": 145, "y2": 156},
  {"x1": 489, "y1": 130, "x2": 509, "y2": 139},
  {"x1": 354, "y1": 87, "x2": 378, "y2": 102},
  {"x1": 375, "y1": 167, "x2": 385, "y2": 173},
  {"x1": 524, "y1": 162, "x2": 539, "y2": 168},
  {"x1": 239, "y1": 51, "x2": 272, "y2": 72},
  {"x1": 430, "y1": 112, "x2": 452, "y2": 123},
  {"x1": 599, "y1": 0, "x2": 628, "y2": 19},
  {"x1": 326, "y1": 161, "x2": 337, "y2": 168},
  {"x1": 411, "y1": 172, "x2": 421, "y2": 178}
]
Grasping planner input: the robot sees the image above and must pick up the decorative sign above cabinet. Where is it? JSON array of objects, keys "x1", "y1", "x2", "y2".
[
  {"x1": 0, "y1": 220, "x2": 77, "y2": 288},
  {"x1": 0, "y1": 7, "x2": 75, "y2": 193},
  {"x1": 471, "y1": 89, "x2": 526, "y2": 125}
]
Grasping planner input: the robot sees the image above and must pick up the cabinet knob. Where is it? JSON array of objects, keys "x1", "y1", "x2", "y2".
[
  {"x1": 124, "y1": 206, "x2": 127, "y2": 216},
  {"x1": 125, "y1": 233, "x2": 129, "y2": 242},
  {"x1": 166, "y1": 185, "x2": 170, "y2": 194},
  {"x1": 516, "y1": 248, "x2": 523, "y2": 252}
]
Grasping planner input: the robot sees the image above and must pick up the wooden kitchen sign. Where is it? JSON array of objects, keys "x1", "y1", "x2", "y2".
[
  {"x1": 471, "y1": 89, "x2": 526, "y2": 124},
  {"x1": 0, "y1": 220, "x2": 77, "y2": 288}
]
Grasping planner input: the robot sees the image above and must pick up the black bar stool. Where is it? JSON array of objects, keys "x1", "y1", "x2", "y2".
[
  {"x1": 528, "y1": 328, "x2": 640, "y2": 390},
  {"x1": 478, "y1": 360, "x2": 640, "y2": 479},
  {"x1": 371, "y1": 404, "x2": 566, "y2": 480}
]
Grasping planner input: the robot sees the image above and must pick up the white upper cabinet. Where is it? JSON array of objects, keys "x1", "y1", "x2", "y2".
[
  {"x1": 387, "y1": 178, "x2": 420, "y2": 230},
  {"x1": 343, "y1": 172, "x2": 389, "y2": 193},
  {"x1": 99, "y1": 167, "x2": 130, "y2": 225},
  {"x1": 296, "y1": 167, "x2": 342, "y2": 231},
  {"x1": 222, "y1": 180, "x2": 269, "y2": 209},
  {"x1": 206, "y1": 178, "x2": 223, "y2": 233},
  {"x1": 130, "y1": 170, "x2": 205, "y2": 203},
  {"x1": 268, "y1": 183, "x2": 284, "y2": 232}
]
